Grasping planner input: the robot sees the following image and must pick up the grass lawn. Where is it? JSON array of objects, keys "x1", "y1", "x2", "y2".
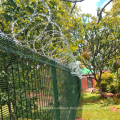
[{"x1": 76, "y1": 92, "x2": 120, "y2": 120}]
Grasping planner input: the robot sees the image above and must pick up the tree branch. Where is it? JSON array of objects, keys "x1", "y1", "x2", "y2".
[
  {"x1": 61, "y1": 0, "x2": 84, "y2": 13},
  {"x1": 61, "y1": 0, "x2": 84, "y2": 3},
  {"x1": 70, "y1": 2, "x2": 76, "y2": 13},
  {"x1": 97, "y1": 0, "x2": 113, "y2": 24}
]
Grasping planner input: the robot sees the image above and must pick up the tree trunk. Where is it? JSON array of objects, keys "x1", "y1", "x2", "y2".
[{"x1": 98, "y1": 80, "x2": 111, "y2": 99}]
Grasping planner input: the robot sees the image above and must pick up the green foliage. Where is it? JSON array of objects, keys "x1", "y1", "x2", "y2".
[
  {"x1": 0, "y1": 1, "x2": 82, "y2": 119},
  {"x1": 15, "y1": 96, "x2": 38, "y2": 118},
  {"x1": 94, "y1": 90, "x2": 99, "y2": 94},
  {"x1": 100, "y1": 98, "x2": 115, "y2": 106},
  {"x1": 100, "y1": 96, "x2": 120, "y2": 107},
  {"x1": 0, "y1": 59, "x2": 39, "y2": 118},
  {"x1": 98, "y1": 68, "x2": 120, "y2": 94},
  {"x1": 110, "y1": 68, "x2": 120, "y2": 93},
  {"x1": 77, "y1": 16, "x2": 120, "y2": 97},
  {"x1": 96, "y1": 72, "x2": 113, "y2": 92},
  {"x1": 0, "y1": 0, "x2": 84, "y2": 62},
  {"x1": 106, "y1": 84, "x2": 116, "y2": 93},
  {"x1": 107, "y1": 60, "x2": 120, "y2": 73},
  {"x1": 109, "y1": 0, "x2": 120, "y2": 17},
  {"x1": 96, "y1": 72, "x2": 113, "y2": 83}
]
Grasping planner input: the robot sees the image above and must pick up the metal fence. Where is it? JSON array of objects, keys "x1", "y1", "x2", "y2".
[{"x1": 0, "y1": 35, "x2": 81, "y2": 120}]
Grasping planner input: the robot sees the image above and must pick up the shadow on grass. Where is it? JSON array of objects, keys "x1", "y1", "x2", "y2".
[
  {"x1": 80, "y1": 92, "x2": 102, "y2": 103},
  {"x1": 76, "y1": 92, "x2": 102, "y2": 119}
]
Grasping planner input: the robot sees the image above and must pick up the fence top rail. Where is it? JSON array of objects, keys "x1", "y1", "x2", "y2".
[{"x1": 0, "y1": 35, "x2": 70, "y2": 71}]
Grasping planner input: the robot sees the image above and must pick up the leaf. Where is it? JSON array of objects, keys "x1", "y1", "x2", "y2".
[{"x1": 69, "y1": 43, "x2": 78, "y2": 53}]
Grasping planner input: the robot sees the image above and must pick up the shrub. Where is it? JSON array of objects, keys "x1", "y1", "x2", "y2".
[
  {"x1": 100, "y1": 98, "x2": 115, "y2": 106},
  {"x1": 96, "y1": 72, "x2": 113, "y2": 92},
  {"x1": 106, "y1": 84, "x2": 116, "y2": 94}
]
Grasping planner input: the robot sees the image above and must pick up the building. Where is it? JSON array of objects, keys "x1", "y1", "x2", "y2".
[
  {"x1": 80, "y1": 68, "x2": 111, "y2": 89},
  {"x1": 80, "y1": 68, "x2": 96, "y2": 89}
]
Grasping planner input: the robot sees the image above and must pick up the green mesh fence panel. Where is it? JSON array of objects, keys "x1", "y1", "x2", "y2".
[{"x1": 0, "y1": 35, "x2": 81, "y2": 120}]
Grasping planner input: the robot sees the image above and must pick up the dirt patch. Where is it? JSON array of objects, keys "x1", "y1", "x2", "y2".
[
  {"x1": 108, "y1": 106, "x2": 120, "y2": 113},
  {"x1": 104, "y1": 93, "x2": 120, "y2": 99}
]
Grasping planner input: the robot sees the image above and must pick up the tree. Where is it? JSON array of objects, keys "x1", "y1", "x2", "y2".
[
  {"x1": 77, "y1": 17, "x2": 120, "y2": 98},
  {"x1": 105, "y1": 0, "x2": 120, "y2": 77},
  {"x1": 110, "y1": 0, "x2": 120, "y2": 17}
]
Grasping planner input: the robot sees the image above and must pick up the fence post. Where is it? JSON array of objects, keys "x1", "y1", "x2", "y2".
[
  {"x1": 71, "y1": 74, "x2": 81, "y2": 97},
  {"x1": 78, "y1": 77, "x2": 81, "y2": 99},
  {"x1": 51, "y1": 60, "x2": 60, "y2": 120}
]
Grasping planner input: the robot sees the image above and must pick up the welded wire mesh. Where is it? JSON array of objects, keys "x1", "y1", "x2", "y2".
[
  {"x1": 0, "y1": 0, "x2": 74, "y2": 65},
  {"x1": 0, "y1": 0, "x2": 82, "y2": 78},
  {"x1": 0, "y1": 35, "x2": 81, "y2": 120}
]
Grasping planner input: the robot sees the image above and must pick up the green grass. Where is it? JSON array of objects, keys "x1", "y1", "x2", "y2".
[
  {"x1": 80, "y1": 92, "x2": 102, "y2": 103},
  {"x1": 77, "y1": 92, "x2": 120, "y2": 120},
  {"x1": 113, "y1": 104, "x2": 120, "y2": 109}
]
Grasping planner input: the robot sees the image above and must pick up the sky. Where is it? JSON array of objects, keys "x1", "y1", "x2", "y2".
[{"x1": 77, "y1": 0, "x2": 113, "y2": 16}]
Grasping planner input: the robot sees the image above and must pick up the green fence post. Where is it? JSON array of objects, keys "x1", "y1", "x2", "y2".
[
  {"x1": 70, "y1": 74, "x2": 81, "y2": 120},
  {"x1": 51, "y1": 60, "x2": 60, "y2": 120},
  {"x1": 71, "y1": 74, "x2": 78, "y2": 120},
  {"x1": 78, "y1": 77, "x2": 81, "y2": 99}
]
